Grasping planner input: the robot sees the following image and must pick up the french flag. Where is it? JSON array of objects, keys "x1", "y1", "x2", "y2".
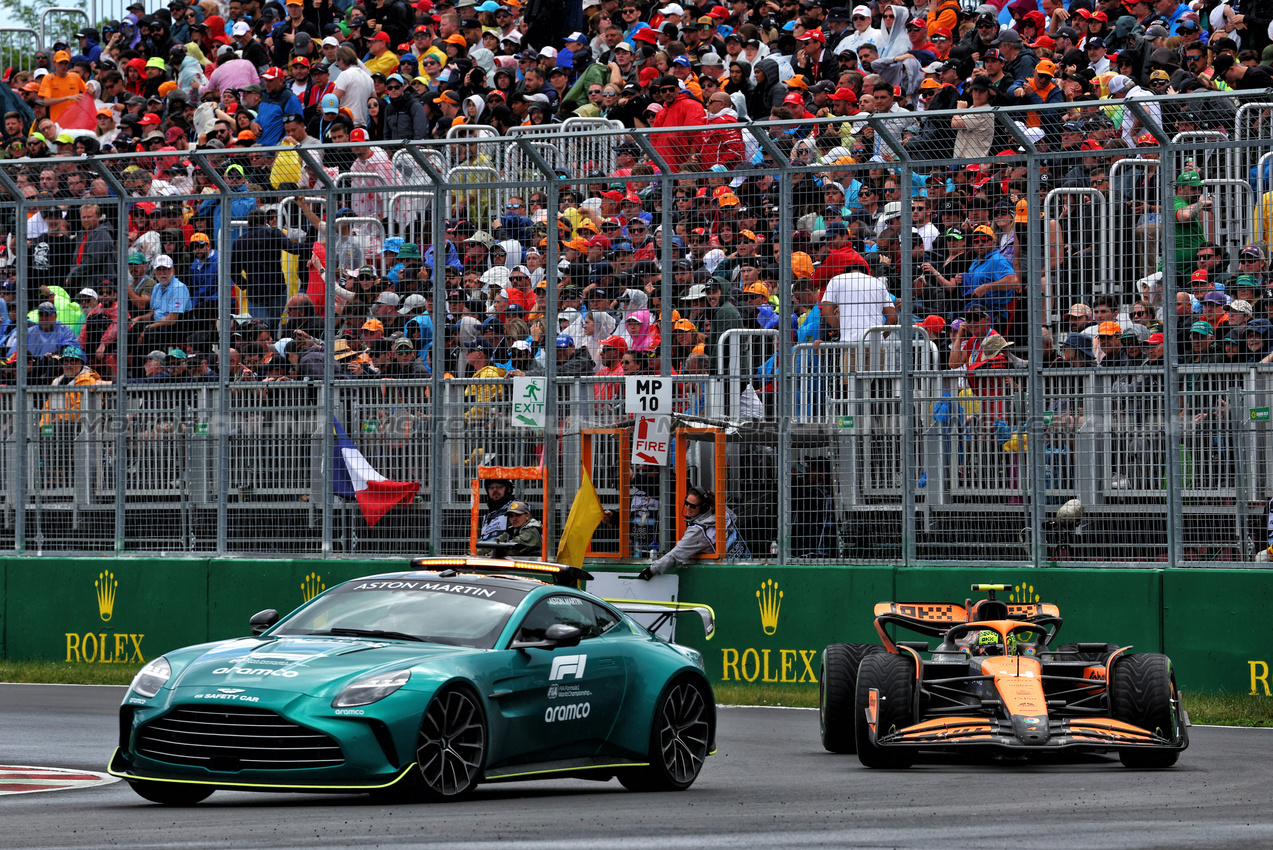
[{"x1": 332, "y1": 419, "x2": 420, "y2": 527}]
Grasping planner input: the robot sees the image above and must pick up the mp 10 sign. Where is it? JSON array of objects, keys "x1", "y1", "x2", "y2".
[{"x1": 624, "y1": 377, "x2": 673, "y2": 416}]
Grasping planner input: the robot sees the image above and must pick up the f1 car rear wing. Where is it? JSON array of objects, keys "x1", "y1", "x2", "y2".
[
  {"x1": 410, "y1": 556, "x2": 593, "y2": 587},
  {"x1": 606, "y1": 599, "x2": 716, "y2": 641},
  {"x1": 872, "y1": 601, "x2": 1062, "y2": 627},
  {"x1": 872, "y1": 584, "x2": 1063, "y2": 649}
]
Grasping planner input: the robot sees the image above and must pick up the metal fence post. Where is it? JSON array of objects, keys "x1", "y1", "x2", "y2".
[
  {"x1": 12, "y1": 187, "x2": 27, "y2": 554},
  {"x1": 1160, "y1": 132, "x2": 1182, "y2": 568},
  {"x1": 776, "y1": 147, "x2": 794, "y2": 564},
  {"x1": 1026, "y1": 145, "x2": 1046, "y2": 568}
]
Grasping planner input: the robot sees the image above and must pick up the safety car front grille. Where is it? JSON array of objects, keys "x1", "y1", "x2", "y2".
[{"x1": 135, "y1": 706, "x2": 344, "y2": 770}]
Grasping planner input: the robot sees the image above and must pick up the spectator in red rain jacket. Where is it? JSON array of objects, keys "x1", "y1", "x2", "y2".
[
  {"x1": 811, "y1": 221, "x2": 873, "y2": 293},
  {"x1": 650, "y1": 75, "x2": 706, "y2": 172},
  {"x1": 698, "y1": 91, "x2": 744, "y2": 169}
]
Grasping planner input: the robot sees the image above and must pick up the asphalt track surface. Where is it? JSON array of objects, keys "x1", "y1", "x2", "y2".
[{"x1": 5, "y1": 683, "x2": 1273, "y2": 850}]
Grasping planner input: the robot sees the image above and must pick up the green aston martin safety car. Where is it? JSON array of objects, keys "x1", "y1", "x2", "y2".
[{"x1": 108, "y1": 557, "x2": 717, "y2": 805}]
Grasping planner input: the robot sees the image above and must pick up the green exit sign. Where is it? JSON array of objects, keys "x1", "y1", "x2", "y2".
[
  {"x1": 1251, "y1": 407, "x2": 1271, "y2": 422},
  {"x1": 838, "y1": 416, "x2": 855, "y2": 429}
]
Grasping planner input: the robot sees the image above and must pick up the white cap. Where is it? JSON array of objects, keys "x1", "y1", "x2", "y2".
[
  {"x1": 78, "y1": 288, "x2": 99, "y2": 299},
  {"x1": 154, "y1": 254, "x2": 174, "y2": 268},
  {"x1": 502, "y1": 30, "x2": 522, "y2": 43},
  {"x1": 582, "y1": 0, "x2": 599, "y2": 7},
  {"x1": 615, "y1": 41, "x2": 634, "y2": 52},
  {"x1": 398, "y1": 293, "x2": 427, "y2": 314},
  {"x1": 700, "y1": 51, "x2": 723, "y2": 66},
  {"x1": 538, "y1": 45, "x2": 558, "y2": 58},
  {"x1": 33, "y1": 68, "x2": 48, "y2": 79},
  {"x1": 322, "y1": 35, "x2": 341, "y2": 47},
  {"x1": 375, "y1": 291, "x2": 400, "y2": 306},
  {"x1": 851, "y1": 4, "x2": 872, "y2": 15},
  {"x1": 661, "y1": 3, "x2": 685, "y2": 14},
  {"x1": 231, "y1": 21, "x2": 251, "y2": 37},
  {"x1": 565, "y1": 31, "x2": 587, "y2": 43},
  {"x1": 1107, "y1": 74, "x2": 1134, "y2": 95}
]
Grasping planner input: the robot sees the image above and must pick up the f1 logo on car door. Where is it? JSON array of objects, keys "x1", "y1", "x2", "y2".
[
  {"x1": 550, "y1": 655, "x2": 587, "y2": 680},
  {"x1": 501, "y1": 595, "x2": 626, "y2": 764}
]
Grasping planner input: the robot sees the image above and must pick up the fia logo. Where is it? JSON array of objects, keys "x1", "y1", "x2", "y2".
[
  {"x1": 96, "y1": 571, "x2": 117, "y2": 622},
  {"x1": 549, "y1": 654, "x2": 587, "y2": 681},
  {"x1": 1010, "y1": 583, "x2": 1041, "y2": 604},
  {"x1": 301, "y1": 572, "x2": 326, "y2": 602},
  {"x1": 757, "y1": 579, "x2": 783, "y2": 636}
]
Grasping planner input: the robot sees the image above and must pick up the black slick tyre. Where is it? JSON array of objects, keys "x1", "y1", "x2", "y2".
[
  {"x1": 620, "y1": 678, "x2": 711, "y2": 792},
  {"x1": 1110, "y1": 653, "x2": 1184, "y2": 769},
  {"x1": 854, "y1": 652, "x2": 916, "y2": 769},
  {"x1": 820, "y1": 643, "x2": 883, "y2": 754},
  {"x1": 127, "y1": 780, "x2": 214, "y2": 806}
]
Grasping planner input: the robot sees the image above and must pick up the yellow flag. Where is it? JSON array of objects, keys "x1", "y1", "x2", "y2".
[{"x1": 556, "y1": 468, "x2": 605, "y2": 569}]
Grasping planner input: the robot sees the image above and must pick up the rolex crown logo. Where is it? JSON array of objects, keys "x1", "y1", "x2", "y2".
[
  {"x1": 96, "y1": 570, "x2": 117, "y2": 622},
  {"x1": 301, "y1": 572, "x2": 326, "y2": 603},
  {"x1": 756, "y1": 579, "x2": 783, "y2": 636},
  {"x1": 1010, "y1": 583, "x2": 1040, "y2": 604}
]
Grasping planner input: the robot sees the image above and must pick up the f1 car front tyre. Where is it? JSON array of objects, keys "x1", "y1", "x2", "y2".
[
  {"x1": 621, "y1": 678, "x2": 712, "y2": 792},
  {"x1": 820, "y1": 643, "x2": 884, "y2": 754},
  {"x1": 1110, "y1": 653, "x2": 1184, "y2": 769},
  {"x1": 855, "y1": 652, "x2": 916, "y2": 769},
  {"x1": 127, "y1": 779, "x2": 214, "y2": 806}
]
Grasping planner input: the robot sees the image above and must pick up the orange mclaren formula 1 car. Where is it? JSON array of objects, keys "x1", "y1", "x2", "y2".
[{"x1": 818, "y1": 584, "x2": 1189, "y2": 769}]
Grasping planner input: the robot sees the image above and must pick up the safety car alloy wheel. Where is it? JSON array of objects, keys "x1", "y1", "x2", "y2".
[
  {"x1": 621, "y1": 679, "x2": 711, "y2": 791},
  {"x1": 415, "y1": 687, "x2": 487, "y2": 800}
]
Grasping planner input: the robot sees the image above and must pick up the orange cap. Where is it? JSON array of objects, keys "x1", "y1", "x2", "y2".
[
  {"x1": 1097, "y1": 321, "x2": 1121, "y2": 336},
  {"x1": 792, "y1": 251, "x2": 814, "y2": 279}
]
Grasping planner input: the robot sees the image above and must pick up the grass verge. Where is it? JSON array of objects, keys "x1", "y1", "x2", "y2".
[
  {"x1": 0, "y1": 661, "x2": 142, "y2": 686},
  {"x1": 1, "y1": 664, "x2": 1271, "y2": 727},
  {"x1": 714, "y1": 683, "x2": 1273, "y2": 727}
]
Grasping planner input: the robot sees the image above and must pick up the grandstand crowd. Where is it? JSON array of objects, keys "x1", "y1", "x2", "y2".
[{"x1": 2, "y1": 0, "x2": 1273, "y2": 390}]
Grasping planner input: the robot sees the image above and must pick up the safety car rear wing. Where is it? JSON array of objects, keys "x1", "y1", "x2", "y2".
[{"x1": 605, "y1": 599, "x2": 716, "y2": 641}]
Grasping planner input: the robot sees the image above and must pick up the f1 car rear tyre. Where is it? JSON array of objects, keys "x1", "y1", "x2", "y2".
[
  {"x1": 820, "y1": 643, "x2": 884, "y2": 754},
  {"x1": 855, "y1": 652, "x2": 916, "y2": 769},
  {"x1": 413, "y1": 686, "x2": 487, "y2": 800},
  {"x1": 621, "y1": 678, "x2": 712, "y2": 792},
  {"x1": 127, "y1": 779, "x2": 214, "y2": 806},
  {"x1": 1110, "y1": 653, "x2": 1183, "y2": 769}
]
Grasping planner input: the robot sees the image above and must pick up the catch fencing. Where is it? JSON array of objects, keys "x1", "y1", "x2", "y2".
[{"x1": 1, "y1": 91, "x2": 1273, "y2": 566}]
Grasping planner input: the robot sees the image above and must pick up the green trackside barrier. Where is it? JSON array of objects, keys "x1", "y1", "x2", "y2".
[
  {"x1": 0, "y1": 559, "x2": 6, "y2": 660},
  {"x1": 3, "y1": 558, "x2": 212, "y2": 665},
  {"x1": 671, "y1": 565, "x2": 896, "y2": 686},
  {"x1": 0, "y1": 558, "x2": 1264, "y2": 696},
  {"x1": 1163, "y1": 570, "x2": 1273, "y2": 697},
  {"x1": 205, "y1": 559, "x2": 389, "y2": 641}
]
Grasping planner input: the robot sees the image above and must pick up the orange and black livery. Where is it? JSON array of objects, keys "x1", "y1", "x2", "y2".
[{"x1": 821, "y1": 584, "x2": 1189, "y2": 769}]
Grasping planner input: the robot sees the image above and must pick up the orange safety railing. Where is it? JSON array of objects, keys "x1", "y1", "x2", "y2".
[
  {"x1": 469, "y1": 465, "x2": 549, "y2": 560},
  {"x1": 581, "y1": 428, "x2": 630, "y2": 560},
  {"x1": 674, "y1": 427, "x2": 728, "y2": 560}
]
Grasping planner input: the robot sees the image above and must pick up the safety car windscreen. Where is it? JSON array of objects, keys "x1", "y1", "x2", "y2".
[{"x1": 274, "y1": 579, "x2": 528, "y2": 649}]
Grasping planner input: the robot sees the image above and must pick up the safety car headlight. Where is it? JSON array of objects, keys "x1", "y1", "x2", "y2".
[
  {"x1": 129, "y1": 657, "x2": 171, "y2": 698},
  {"x1": 332, "y1": 669, "x2": 411, "y2": 708}
]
